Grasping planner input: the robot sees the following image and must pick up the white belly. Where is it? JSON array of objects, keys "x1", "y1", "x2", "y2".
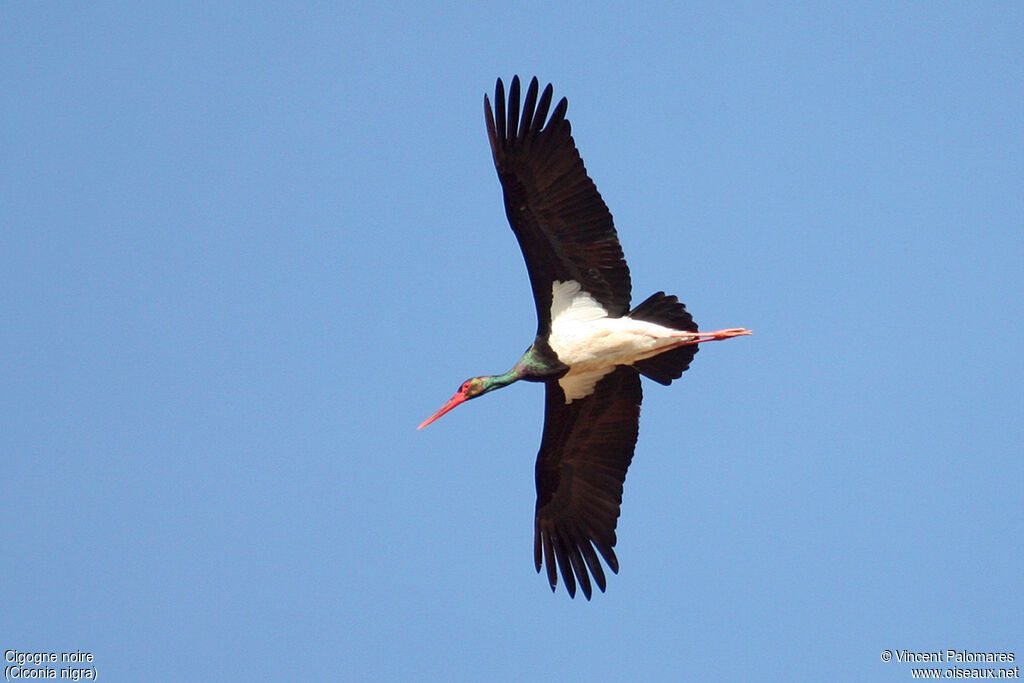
[
  {"x1": 546, "y1": 280, "x2": 692, "y2": 402},
  {"x1": 550, "y1": 316, "x2": 683, "y2": 369}
]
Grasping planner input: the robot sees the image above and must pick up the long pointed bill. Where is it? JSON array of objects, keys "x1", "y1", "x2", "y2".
[{"x1": 417, "y1": 391, "x2": 469, "y2": 430}]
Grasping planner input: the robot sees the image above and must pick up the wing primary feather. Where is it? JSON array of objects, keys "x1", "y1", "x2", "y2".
[
  {"x1": 484, "y1": 95, "x2": 499, "y2": 162},
  {"x1": 507, "y1": 76, "x2": 520, "y2": 144},
  {"x1": 532, "y1": 84, "x2": 554, "y2": 132},
  {"x1": 519, "y1": 77, "x2": 538, "y2": 140},
  {"x1": 542, "y1": 530, "x2": 557, "y2": 591},
  {"x1": 573, "y1": 523, "x2": 608, "y2": 592},
  {"x1": 552, "y1": 532, "x2": 577, "y2": 598},
  {"x1": 533, "y1": 528, "x2": 543, "y2": 572},
  {"x1": 550, "y1": 97, "x2": 568, "y2": 130},
  {"x1": 565, "y1": 523, "x2": 595, "y2": 599},
  {"x1": 494, "y1": 78, "x2": 507, "y2": 145},
  {"x1": 567, "y1": 545, "x2": 592, "y2": 600},
  {"x1": 598, "y1": 544, "x2": 620, "y2": 574}
]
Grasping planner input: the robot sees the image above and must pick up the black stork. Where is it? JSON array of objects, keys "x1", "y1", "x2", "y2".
[{"x1": 419, "y1": 76, "x2": 751, "y2": 599}]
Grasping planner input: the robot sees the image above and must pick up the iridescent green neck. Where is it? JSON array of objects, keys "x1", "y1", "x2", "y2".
[
  {"x1": 474, "y1": 344, "x2": 565, "y2": 397},
  {"x1": 480, "y1": 366, "x2": 524, "y2": 393}
]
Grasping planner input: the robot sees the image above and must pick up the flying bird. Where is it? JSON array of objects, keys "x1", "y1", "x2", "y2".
[{"x1": 419, "y1": 76, "x2": 751, "y2": 599}]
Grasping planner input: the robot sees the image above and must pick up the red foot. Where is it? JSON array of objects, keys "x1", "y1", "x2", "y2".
[{"x1": 676, "y1": 328, "x2": 752, "y2": 344}]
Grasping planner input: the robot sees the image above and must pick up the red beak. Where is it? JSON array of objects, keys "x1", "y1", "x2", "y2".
[{"x1": 417, "y1": 390, "x2": 469, "y2": 430}]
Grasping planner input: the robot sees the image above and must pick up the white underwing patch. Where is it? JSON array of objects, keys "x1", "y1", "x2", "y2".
[{"x1": 549, "y1": 280, "x2": 609, "y2": 325}]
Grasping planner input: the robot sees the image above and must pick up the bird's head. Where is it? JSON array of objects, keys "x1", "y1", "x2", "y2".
[{"x1": 417, "y1": 376, "x2": 492, "y2": 430}]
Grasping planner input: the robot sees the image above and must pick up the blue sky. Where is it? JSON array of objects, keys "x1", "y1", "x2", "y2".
[{"x1": 3, "y1": 2, "x2": 1021, "y2": 681}]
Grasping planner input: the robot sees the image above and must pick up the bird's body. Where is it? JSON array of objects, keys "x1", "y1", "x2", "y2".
[
  {"x1": 420, "y1": 76, "x2": 750, "y2": 599},
  {"x1": 545, "y1": 279, "x2": 746, "y2": 402}
]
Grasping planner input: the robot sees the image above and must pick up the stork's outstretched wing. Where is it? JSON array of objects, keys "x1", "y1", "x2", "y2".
[
  {"x1": 485, "y1": 76, "x2": 632, "y2": 337},
  {"x1": 533, "y1": 365, "x2": 642, "y2": 599}
]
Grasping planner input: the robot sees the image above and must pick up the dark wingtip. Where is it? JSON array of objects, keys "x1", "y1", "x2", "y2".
[
  {"x1": 519, "y1": 76, "x2": 539, "y2": 139},
  {"x1": 533, "y1": 82, "x2": 554, "y2": 132},
  {"x1": 507, "y1": 76, "x2": 521, "y2": 142},
  {"x1": 494, "y1": 78, "x2": 507, "y2": 143}
]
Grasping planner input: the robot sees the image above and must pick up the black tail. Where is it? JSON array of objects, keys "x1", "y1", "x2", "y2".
[{"x1": 629, "y1": 292, "x2": 699, "y2": 386}]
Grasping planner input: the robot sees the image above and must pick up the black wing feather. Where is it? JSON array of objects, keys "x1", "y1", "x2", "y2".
[
  {"x1": 533, "y1": 366, "x2": 642, "y2": 599},
  {"x1": 484, "y1": 76, "x2": 631, "y2": 337}
]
